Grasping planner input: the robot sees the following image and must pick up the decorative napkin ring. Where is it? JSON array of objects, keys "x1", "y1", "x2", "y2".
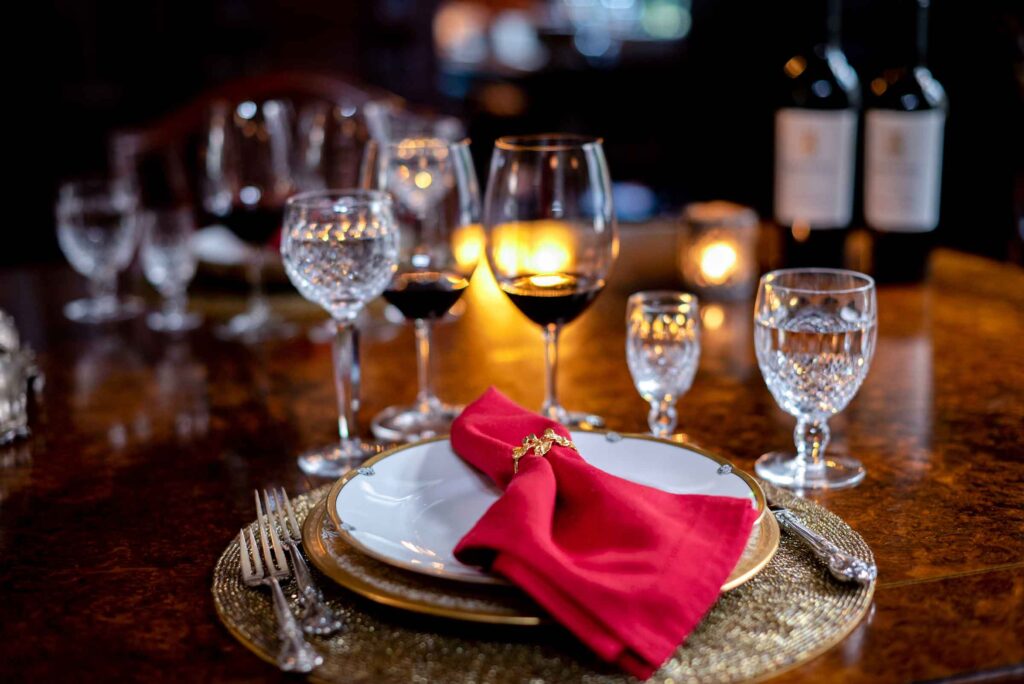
[{"x1": 512, "y1": 428, "x2": 577, "y2": 474}]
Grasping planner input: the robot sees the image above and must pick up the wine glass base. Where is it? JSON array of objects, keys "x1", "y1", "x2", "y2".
[
  {"x1": 215, "y1": 310, "x2": 297, "y2": 343},
  {"x1": 371, "y1": 403, "x2": 463, "y2": 443},
  {"x1": 755, "y1": 451, "x2": 866, "y2": 491},
  {"x1": 553, "y1": 410, "x2": 605, "y2": 431},
  {"x1": 147, "y1": 310, "x2": 203, "y2": 332},
  {"x1": 297, "y1": 441, "x2": 392, "y2": 479},
  {"x1": 64, "y1": 296, "x2": 144, "y2": 324}
]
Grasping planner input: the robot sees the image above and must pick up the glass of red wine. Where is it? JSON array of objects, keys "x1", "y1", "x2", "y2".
[
  {"x1": 483, "y1": 134, "x2": 618, "y2": 428},
  {"x1": 202, "y1": 99, "x2": 298, "y2": 342},
  {"x1": 362, "y1": 137, "x2": 481, "y2": 442}
]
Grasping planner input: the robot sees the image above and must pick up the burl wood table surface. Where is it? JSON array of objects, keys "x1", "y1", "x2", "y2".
[{"x1": 1, "y1": 224, "x2": 1021, "y2": 683}]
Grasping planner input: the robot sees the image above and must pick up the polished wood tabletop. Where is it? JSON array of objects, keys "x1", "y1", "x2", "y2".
[{"x1": 1, "y1": 224, "x2": 1022, "y2": 683}]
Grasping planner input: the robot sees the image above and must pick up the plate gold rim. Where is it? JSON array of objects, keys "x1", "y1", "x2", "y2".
[
  {"x1": 304, "y1": 498, "x2": 779, "y2": 626},
  {"x1": 325, "y1": 431, "x2": 768, "y2": 587}
]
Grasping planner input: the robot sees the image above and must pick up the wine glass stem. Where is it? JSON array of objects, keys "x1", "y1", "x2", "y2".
[
  {"x1": 164, "y1": 292, "x2": 187, "y2": 320},
  {"x1": 541, "y1": 324, "x2": 563, "y2": 420},
  {"x1": 246, "y1": 250, "x2": 268, "y2": 318},
  {"x1": 89, "y1": 272, "x2": 117, "y2": 305},
  {"x1": 648, "y1": 398, "x2": 678, "y2": 438},
  {"x1": 794, "y1": 417, "x2": 831, "y2": 473},
  {"x1": 413, "y1": 318, "x2": 437, "y2": 414},
  {"x1": 331, "y1": 318, "x2": 361, "y2": 450}
]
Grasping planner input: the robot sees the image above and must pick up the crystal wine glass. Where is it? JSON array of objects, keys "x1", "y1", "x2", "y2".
[
  {"x1": 626, "y1": 291, "x2": 701, "y2": 439},
  {"x1": 140, "y1": 207, "x2": 202, "y2": 332},
  {"x1": 280, "y1": 190, "x2": 399, "y2": 477},
  {"x1": 203, "y1": 99, "x2": 297, "y2": 342},
  {"x1": 754, "y1": 268, "x2": 877, "y2": 490},
  {"x1": 55, "y1": 178, "x2": 144, "y2": 323},
  {"x1": 483, "y1": 134, "x2": 618, "y2": 428},
  {"x1": 362, "y1": 138, "x2": 481, "y2": 442}
]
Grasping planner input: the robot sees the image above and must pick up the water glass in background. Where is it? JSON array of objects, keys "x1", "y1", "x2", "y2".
[
  {"x1": 55, "y1": 178, "x2": 144, "y2": 323},
  {"x1": 280, "y1": 190, "x2": 400, "y2": 477},
  {"x1": 626, "y1": 291, "x2": 702, "y2": 439},
  {"x1": 754, "y1": 268, "x2": 877, "y2": 490},
  {"x1": 141, "y1": 208, "x2": 202, "y2": 332}
]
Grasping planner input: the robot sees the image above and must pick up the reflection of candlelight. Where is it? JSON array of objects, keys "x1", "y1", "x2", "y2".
[
  {"x1": 452, "y1": 223, "x2": 484, "y2": 271},
  {"x1": 698, "y1": 240, "x2": 739, "y2": 285},
  {"x1": 701, "y1": 303, "x2": 725, "y2": 331},
  {"x1": 490, "y1": 221, "x2": 575, "y2": 275}
]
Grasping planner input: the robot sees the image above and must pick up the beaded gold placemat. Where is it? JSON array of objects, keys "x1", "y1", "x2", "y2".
[{"x1": 213, "y1": 485, "x2": 875, "y2": 683}]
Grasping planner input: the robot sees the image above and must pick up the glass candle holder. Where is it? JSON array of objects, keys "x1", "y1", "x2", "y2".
[{"x1": 678, "y1": 201, "x2": 759, "y2": 300}]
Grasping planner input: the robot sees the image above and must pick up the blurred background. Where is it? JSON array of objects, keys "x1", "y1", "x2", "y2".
[{"x1": 18, "y1": 0, "x2": 1024, "y2": 266}]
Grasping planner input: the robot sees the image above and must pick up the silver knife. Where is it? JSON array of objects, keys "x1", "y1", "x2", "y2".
[{"x1": 767, "y1": 501, "x2": 877, "y2": 585}]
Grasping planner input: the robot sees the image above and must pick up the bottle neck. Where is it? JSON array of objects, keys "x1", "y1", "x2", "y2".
[
  {"x1": 881, "y1": 0, "x2": 930, "y2": 68},
  {"x1": 915, "y1": 0, "x2": 931, "y2": 68}
]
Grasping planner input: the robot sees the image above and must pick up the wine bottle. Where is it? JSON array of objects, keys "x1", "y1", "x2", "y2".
[
  {"x1": 773, "y1": 0, "x2": 860, "y2": 268},
  {"x1": 864, "y1": 0, "x2": 947, "y2": 283}
]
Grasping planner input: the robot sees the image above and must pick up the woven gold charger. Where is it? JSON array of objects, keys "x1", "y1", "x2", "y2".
[{"x1": 213, "y1": 484, "x2": 875, "y2": 683}]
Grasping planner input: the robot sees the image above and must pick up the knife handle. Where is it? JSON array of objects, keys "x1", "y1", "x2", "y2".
[{"x1": 773, "y1": 508, "x2": 877, "y2": 585}]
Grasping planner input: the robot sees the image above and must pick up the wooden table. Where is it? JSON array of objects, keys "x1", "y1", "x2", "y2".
[{"x1": 1, "y1": 225, "x2": 1022, "y2": 682}]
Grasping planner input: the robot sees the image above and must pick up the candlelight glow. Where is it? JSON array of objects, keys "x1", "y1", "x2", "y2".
[
  {"x1": 490, "y1": 221, "x2": 575, "y2": 275},
  {"x1": 702, "y1": 304, "x2": 725, "y2": 331},
  {"x1": 699, "y1": 240, "x2": 739, "y2": 285},
  {"x1": 452, "y1": 223, "x2": 484, "y2": 270}
]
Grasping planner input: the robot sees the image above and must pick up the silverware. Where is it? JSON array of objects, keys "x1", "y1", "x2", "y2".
[
  {"x1": 239, "y1": 502, "x2": 323, "y2": 672},
  {"x1": 764, "y1": 491, "x2": 877, "y2": 585},
  {"x1": 264, "y1": 488, "x2": 343, "y2": 635}
]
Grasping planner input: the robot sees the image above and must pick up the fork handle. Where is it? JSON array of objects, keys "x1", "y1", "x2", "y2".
[
  {"x1": 268, "y1": 577, "x2": 323, "y2": 672},
  {"x1": 288, "y1": 541, "x2": 343, "y2": 635}
]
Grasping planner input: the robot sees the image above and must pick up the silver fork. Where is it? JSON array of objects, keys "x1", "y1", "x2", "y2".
[
  {"x1": 263, "y1": 488, "x2": 343, "y2": 635},
  {"x1": 238, "y1": 504, "x2": 323, "y2": 672}
]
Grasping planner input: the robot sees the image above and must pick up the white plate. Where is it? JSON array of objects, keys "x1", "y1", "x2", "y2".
[{"x1": 327, "y1": 431, "x2": 765, "y2": 585}]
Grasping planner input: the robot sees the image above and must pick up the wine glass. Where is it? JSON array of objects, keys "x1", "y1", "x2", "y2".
[
  {"x1": 140, "y1": 207, "x2": 202, "y2": 332},
  {"x1": 280, "y1": 190, "x2": 399, "y2": 477},
  {"x1": 483, "y1": 134, "x2": 618, "y2": 428},
  {"x1": 754, "y1": 268, "x2": 877, "y2": 490},
  {"x1": 362, "y1": 138, "x2": 481, "y2": 442},
  {"x1": 296, "y1": 99, "x2": 371, "y2": 192},
  {"x1": 55, "y1": 178, "x2": 144, "y2": 323},
  {"x1": 203, "y1": 99, "x2": 297, "y2": 342},
  {"x1": 626, "y1": 291, "x2": 701, "y2": 439}
]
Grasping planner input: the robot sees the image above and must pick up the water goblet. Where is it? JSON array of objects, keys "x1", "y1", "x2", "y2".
[
  {"x1": 626, "y1": 291, "x2": 701, "y2": 439},
  {"x1": 55, "y1": 178, "x2": 144, "y2": 323},
  {"x1": 140, "y1": 208, "x2": 202, "y2": 332},
  {"x1": 280, "y1": 190, "x2": 400, "y2": 477},
  {"x1": 754, "y1": 268, "x2": 877, "y2": 490}
]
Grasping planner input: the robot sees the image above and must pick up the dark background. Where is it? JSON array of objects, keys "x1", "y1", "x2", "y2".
[{"x1": 18, "y1": 0, "x2": 1024, "y2": 266}]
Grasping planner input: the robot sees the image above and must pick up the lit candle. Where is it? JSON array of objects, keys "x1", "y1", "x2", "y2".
[{"x1": 679, "y1": 201, "x2": 759, "y2": 300}]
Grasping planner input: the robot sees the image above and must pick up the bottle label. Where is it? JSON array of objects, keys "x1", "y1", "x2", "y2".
[
  {"x1": 865, "y1": 109, "x2": 945, "y2": 232},
  {"x1": 774, "y1": 108, "x2": 857, "y2": 229}
]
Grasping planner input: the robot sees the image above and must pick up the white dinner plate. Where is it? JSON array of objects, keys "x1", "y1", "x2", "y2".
[{"x1": 326, "y1": 431, "x2": 765, "y2": 585}]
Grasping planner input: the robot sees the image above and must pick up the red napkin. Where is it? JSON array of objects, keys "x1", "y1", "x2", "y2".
[{"x1": 452, "y1": 388, "x2": 759, "y2": 679}]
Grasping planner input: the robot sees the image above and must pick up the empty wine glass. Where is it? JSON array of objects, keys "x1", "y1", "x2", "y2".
[
  {"x1": 626, "y1": 291, "x2": 701, "y2": 439},
  {"x1": 296, "y1": 99, "x2": 372, "y2": 192},
  {"x1": 140, "y1": 207, "x2": 202, "y2": 332},
  {"x1": 754, "y1": 268, "x2": 877, "y2": 490},
  {"x1": 280, "y1": 190, "x2": 399, "y2": 477},
  {"x1": 55, "y1": 178, "x2": 144, "y2": 323},
  {"x1": 362, "y1": 138, "x2": 481, "y2": 442},
  {"x1": 483, "y1": 134, "x2": 618, "y2": 429},
  {"x1": 203, "y1": 99, "x2": 297, "y2": 342}
]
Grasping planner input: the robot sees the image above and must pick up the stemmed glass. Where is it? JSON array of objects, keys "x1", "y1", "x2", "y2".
[
  {"x1": 55, "y1": 178, "x2": 144, "y2": 323},
  {"x1": 754, "y1": 268, "x2": 877, "y2": 490},
  {"x1": 483, "y1": 134, "x2": 618, "y2": 428},
  {"x1": 280, "y1": 190, "x2": 399, "y2": 477},
  {"x1": 140, "y1": 207, "x2": 202, "y2": 332},
  {"x1": 203, "y1": 99, "x2": 297, "y2": 342},
  {"x1": 626, "y1": 291, "x2": 701, "y2": 439},
  {"x1": 362, "y1": 138, "x2": 481, "y2": 442}
]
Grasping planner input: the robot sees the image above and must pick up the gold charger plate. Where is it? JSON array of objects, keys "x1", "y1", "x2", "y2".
[{"x1": 302, "y1": 490, "x2": 780, "y2": 626}]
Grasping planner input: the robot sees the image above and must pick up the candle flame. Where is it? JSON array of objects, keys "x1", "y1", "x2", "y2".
[{"x1": 699, "y1": 241, "x2": 738, "y2": 285}]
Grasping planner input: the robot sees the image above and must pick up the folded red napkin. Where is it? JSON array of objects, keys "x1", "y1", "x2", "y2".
[{"x1": 452, "y1": 388, "x2": 759, "y2": 679}]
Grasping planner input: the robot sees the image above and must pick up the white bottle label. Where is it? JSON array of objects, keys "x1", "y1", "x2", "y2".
[
  {"x1": 865, "y1": 109, "x2": 945, "y2": 232},
  {"x1": 774, "y1": 108, "x2": 857, "y2": 229}
]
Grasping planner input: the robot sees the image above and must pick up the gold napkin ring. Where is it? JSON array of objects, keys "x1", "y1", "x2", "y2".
[{"x1": 512, "y1": 428, "x2": 577, "y2": 474}]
